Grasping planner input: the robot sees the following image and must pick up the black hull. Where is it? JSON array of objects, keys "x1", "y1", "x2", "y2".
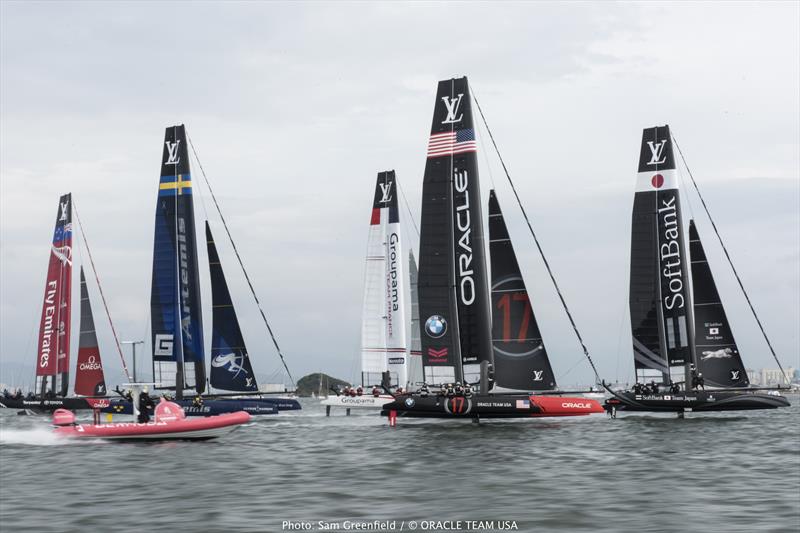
[
  {"x1": 604, "y1": 390, "x2": 791, "y2": 413},
  {"x1": 0, "y1": 397, "x2": 98, "y2": 412},
  {"x1": 381, "y1": 393, "x2": 603, "y2": 419}
]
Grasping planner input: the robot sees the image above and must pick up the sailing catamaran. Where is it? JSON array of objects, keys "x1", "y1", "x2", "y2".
[
  {"x1": 104, "y1": 125, "x2": 298, "y2": 416},
  {"x1": 0, "y1": 195, "x2": 114, "y2": 413},
  {"x1": 381, "y1": 76, "x2": 604, "y2": 421},
  {"x1": 603, "y1": 125, "x2": 791, "y2": 415},
  {"x1": 321, "y1": 171, "x2": 417, "y2": 413}
]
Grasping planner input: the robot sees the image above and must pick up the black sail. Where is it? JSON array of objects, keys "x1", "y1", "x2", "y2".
[
  {"x1": 689, "y1": 220, "x2": 748, "y2": 387},
  {"x1": 206, "y1": 222, "x2": 258, "y2": 392},
  {"x1": 629, "y1": 125, "x2": 694, "y2": 383},
  {"x1": 488, "y1": 190, "x2": 556, "y2": 391},
  {"x1": 418, "y1": 76, "x2": 492, "y2": 385}
]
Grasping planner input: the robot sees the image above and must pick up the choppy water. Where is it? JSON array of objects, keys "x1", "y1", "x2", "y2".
[{"x1": 1, "y1": 396, "x2": 798, "y2": 533}]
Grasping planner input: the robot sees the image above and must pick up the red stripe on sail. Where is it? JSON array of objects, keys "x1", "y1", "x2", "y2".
[{"x1": 370, "y1": 208, "x2": 380, "y2": 225}]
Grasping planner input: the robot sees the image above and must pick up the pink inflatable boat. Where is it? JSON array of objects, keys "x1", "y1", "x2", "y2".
[{"x1": 53, "y1": 398, "x2": 250, "y2": 441}]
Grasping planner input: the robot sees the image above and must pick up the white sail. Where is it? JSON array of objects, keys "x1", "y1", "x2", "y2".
[{"x1": 360, "y1": 171, "x2": 408, "y2": 388}]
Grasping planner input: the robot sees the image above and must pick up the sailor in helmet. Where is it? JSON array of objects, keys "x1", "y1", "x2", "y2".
[{"x1": 137, "y1": 386, "x2": 155, "y2": 423}]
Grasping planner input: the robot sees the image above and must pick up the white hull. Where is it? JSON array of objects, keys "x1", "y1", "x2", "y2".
[{"x1": 319, "y1": 395, "x2": 394, "y2": 409}]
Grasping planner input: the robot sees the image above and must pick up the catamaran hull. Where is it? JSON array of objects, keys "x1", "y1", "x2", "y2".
[
  {"x1": 320, "y1": 395, "x2": 394, "y2": 409},
  {"x1": 100, "y1": 398, "x2": 279, "y2": 417},
  {"x1": 0, "y1": 397, "x2": 109, "y2": 412},
  {"x1": 54, "y1": 411, "x2": 251, "y2": 441},
  {"x1": 381, "y1": 393, "x2": 605, "y2": 419},
  {"x1": 604, "y1": 390, "x2": 791, "y2": 413}
]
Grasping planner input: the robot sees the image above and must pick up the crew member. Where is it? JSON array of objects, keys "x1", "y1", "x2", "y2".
[
  {"x1": 696, "y1": 372, "x2": 705, "y2": 390},
  {"x1": 137, "y1": 387, "x2": 155, "y2": 423}
]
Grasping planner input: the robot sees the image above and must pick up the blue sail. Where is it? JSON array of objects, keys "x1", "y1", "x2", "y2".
[
  {"x1": 150, "y1": 125, "x2": 205, "y2": 395},
  {"x1": 206, "y1": 222, "x2": 258, "y2": 392}
]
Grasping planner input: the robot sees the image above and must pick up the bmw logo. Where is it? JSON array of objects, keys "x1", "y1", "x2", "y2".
[
  {"x1": 425, "y1": 315, "x2": 447, "y2": 338},
  {"x1": 404, "y1": 398, "x2": 415, "y2": 408}
]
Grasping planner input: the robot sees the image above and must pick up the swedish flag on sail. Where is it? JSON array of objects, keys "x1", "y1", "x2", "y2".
[{"x1": 158, "y1": 173, "x2": 193, "y2": 197}]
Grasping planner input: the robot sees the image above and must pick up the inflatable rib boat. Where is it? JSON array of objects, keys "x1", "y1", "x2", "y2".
[{"x1": 53, "y1": 398, "x2": 250, "y2": 441}]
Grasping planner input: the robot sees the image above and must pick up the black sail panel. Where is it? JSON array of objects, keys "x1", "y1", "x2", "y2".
[
  {"x1": 489, "y1": 191, "x2": 556, "y2": 391},
  {"x1": 630, "y1": 125, "x2": 693, "y2": 381},
  {"x1": 150, "y1": 125, "x2": 206, "y2": 395},
  {"x1": 418, "y1": 76, "x2": 493, "y2": 385},
  {"x1": 206, "y1": 222, "x2": 258, "y2": 392},
  {"x1": 689, "y1": 221, "x2": 748, "y2": 387}
]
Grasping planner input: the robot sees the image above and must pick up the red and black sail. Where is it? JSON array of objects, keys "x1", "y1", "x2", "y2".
[
  {"x1": 74, "y1": 267, "x2": 106, "y2": 396},
  {"x1": 35, "y1": 193, "x2": 73, "y2": 397},
  {"x1": 489, "y1": 190, "x2": 556, "y2": 391},
  {"x1": 418, "y1": 77, "x2": 492, "y2": 385}
]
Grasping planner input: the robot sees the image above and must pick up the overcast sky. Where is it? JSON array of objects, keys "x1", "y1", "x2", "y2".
[{"x1": 1, "y1": 1, "x2": 798, "y2": 390}]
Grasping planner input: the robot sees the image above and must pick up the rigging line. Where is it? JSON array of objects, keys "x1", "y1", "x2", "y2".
[
  {"x1": 672, "y1": 133, "x2": 790, "y2": 385},
  {"x1": 72, "y1": 200, "x2": 132, "y2": 382},
  {"x1": 396, "y1": 177, "x2": 420, "y2": 239},
  {"x1": 471, "y1": 89, "x2": 601, "y2": 383},
  {"x1": 186, "y1": 133, "x2": 296, "y2": 388}
]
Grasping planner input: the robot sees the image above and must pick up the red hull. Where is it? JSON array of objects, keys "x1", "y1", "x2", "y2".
[{"x1": 528, "y1": 396, "x2": 605, "y2": 416}]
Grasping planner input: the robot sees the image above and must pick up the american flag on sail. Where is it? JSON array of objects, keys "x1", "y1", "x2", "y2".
[{"x1": 427, "y1": 128, "x2": 477, "y2": 158}]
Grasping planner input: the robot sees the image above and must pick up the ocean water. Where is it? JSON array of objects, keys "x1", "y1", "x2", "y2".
[{"x1": 1, "y1": 396, "x2": 798, "y2": 533}]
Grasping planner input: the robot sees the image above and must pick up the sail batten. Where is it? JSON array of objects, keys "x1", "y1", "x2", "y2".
[{"x1": 489, "y1": 190, "x2": 556, "y2": 391}]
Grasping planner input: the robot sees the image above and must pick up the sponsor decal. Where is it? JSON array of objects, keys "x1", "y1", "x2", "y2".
[
  {"x1": 427, "y1": 347, "x2": 448, "y2": 362},
  {"x1": 404, "y1": 397, "x2": 415, "y2": 408},
  {"x1": 646, "y1": 140, "x2": 668, "y2": 166},
  {"x1": 532, "y1": 370, "x2": 544, "y2": 382},
  {"x1": 177, "y1": 216, "x2": 193, "y2": 341},
  {"x1": 441, "y1": 94, "x2": 464, "y2": 124},
  {"x1": 477, "y1": 401, "x2": 512, "y2": 408},
  {"x1": 59, "y1": 199, "x2": 70, "y2": 221},
  {"x1": 701, "y1": 348, "x2": 733, "y2": 360},
  {"x1": 453, "y1": 168, "x2": 475, "y2": 305},
  {"x1": 388, "y1": 357, "x2": 405, "y2": 365},
  {"x1": 39, "y1": 280, "x2": 58, "y2": 367},
  {"x1": 79, "y1": 355, "x2": 103, "y2": 371},
  {"x1": 165, "y1": 140, "x2": 181, "y2": 165},
  {"x1": 425, "y1": 315, "x2": 447, "y2": 338},
  {"x1": 659, "y1": 195, "x2": 685, "y2": 312},
  {"x1": 561, "y1": 402, "x2": 592, "y2": 409},
  {"x1": 378, "y1": 181, "x2": 393, "y2": 203},
  {"x1": 154, "y1": 334, "x2": 174, "y2": 356},
  {"x1": 386, "y1": 233, "x2": 400, "y2": 330},
  {"x1": 212, "y1": 352, "x2": 248, "y2": 377},
  {"x1": 730, "y1": 370, "x2": 741, "y2": 380}
]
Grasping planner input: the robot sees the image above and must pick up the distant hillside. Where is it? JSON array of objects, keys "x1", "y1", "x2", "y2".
[{"x1": 296, "y1": 373, "x2": 350, "y2": 397}]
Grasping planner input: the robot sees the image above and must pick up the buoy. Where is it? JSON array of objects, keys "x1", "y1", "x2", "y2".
[{"x1": 388, "y1": 409, "x2": 397, "y2": 427}]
